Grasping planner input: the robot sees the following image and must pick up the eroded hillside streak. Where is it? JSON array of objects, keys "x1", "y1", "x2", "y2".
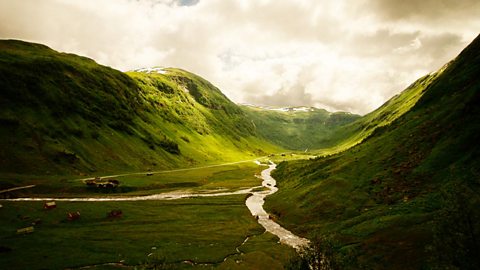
[{"x1": 246, "y1": 163, "x2": 310, "y2": 251}]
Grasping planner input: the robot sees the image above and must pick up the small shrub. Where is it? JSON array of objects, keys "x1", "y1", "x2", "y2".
[
  {"x1": 427, "y1": 183, "x2": 480, "y2": 269},
  {"x1": 159, "y1": 138, "x2": 180, "y2": 154},
  {"x1": 90, "y1": 130, "x2": 100, "y2": 139},
  {"x1": 53, "y1": 149, "x2": 79, "y2": 164},
  {"x1": 180, "y1": 135, "x2": 190, "y2": 143},
  {"x1": 67, "y1": 127, "x2": 84, "y2": 138},
  {"x1": 286, "y1": 235, "x2": 363, "y2": 270},
  {"x1": 108, "y1": 121, "x2": 133, "y2": 135}
]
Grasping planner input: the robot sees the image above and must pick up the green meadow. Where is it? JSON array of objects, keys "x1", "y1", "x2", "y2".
[
  {"x1": 0, "y1": 196, "x2": 295, "y2": 269},
  {"x1": 2, "y1": 162, "x2": 264, "y2": 198},
  {"x1": 0, "y1": 162, "x2": 296, "y2": 269}
]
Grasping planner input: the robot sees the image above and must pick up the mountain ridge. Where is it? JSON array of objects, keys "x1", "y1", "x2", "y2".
[
  {"x1": 265, "y1": 33, "x2": 480, "y2": 269},
  {"x1": 0, "y1": 35, "x2": 479, "y2": 269},
  {"x1": 0, "y1": 39, "x2": 277, "y2": 178},
  {"x1": 0, "y1": 39, "x2": 355, "y2": 179},
  {"x1": 241, "y1": 104, "x2": 360, "y2": 150}
]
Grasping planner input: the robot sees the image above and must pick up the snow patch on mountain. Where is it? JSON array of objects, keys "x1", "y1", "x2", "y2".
[
  {"x1": 240, "y1": 104, "x2": 316, "y2": 113},
  {"x1": 134, "y1": 67, "x2": 168, "y2": 74},
  {"x1": 271, "y1": 106, "x2": 314, "y2": 112}
]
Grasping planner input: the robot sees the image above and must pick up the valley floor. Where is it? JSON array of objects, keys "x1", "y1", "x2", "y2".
[{"x1": 0, "y1": 160, "x2": 303, "y2": 269}]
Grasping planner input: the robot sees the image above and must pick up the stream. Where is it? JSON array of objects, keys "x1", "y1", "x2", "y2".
[
  {"x1": 1, "y1": 162, "x2": 309, "y2": 251},
  {"x1": 246, "y1": 163, "x2": 310, "y2": 251},
  {"x1": 1, "y1": 188, "x2": 254, "y2": 201}
]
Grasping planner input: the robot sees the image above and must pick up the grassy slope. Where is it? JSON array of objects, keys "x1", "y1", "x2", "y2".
[
  {"x1": 243, "y1": 68, "x2": 442, "y2": 156},
  {"x1": 266, "y1": 35, "x2": 480, "y2": 269},
  {"x1": 0, "y1": 41, "x2": 297, "y2": 269},
  {"x1": 312, "y1": 69, "x2": 446, "y2": 156},
  {"x1": 0, "y1": 40, "x2": 279, "y2": 181},
  {"x1": 241, "y1": 106, "x2": 359, "y2": 151}
]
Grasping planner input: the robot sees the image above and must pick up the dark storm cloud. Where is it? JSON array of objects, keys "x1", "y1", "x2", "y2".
[{"x1": 368, "y1": 0, "x2": 480, "y2": 21}]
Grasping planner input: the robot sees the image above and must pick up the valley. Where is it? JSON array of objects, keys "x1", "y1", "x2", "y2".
[
  {"x1": 0, "y1": 161, "x2": 301, "y2": 269},
  {"x1": 0, "y1": 34, "x2": 479, "y2": 270}
]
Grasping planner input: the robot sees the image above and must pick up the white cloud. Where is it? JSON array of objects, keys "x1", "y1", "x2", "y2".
[
  {"x1": 394, "y1": 37, "x2": 422, "y2": 54},
  {"x1": 0, "y1": 0, "x2": 478, "y2": 114}
]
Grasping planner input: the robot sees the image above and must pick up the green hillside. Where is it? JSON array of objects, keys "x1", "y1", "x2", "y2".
[
  {"x1": 2, "y1": 36, "x2": 479, "y2": 269},
  {"x1": 0, "y1": 40, "x2": 278, "y2": 180},
  {"x1": 244, "y1": 68, "x2": 444, "y2": 157},
  {"x1": 322, "y1": 69, "x2": 446, "y2": 155},
  {"x1": 241, "y1": 105, "x2": 359, "y2": 151},
  {"x1": 266, "y1": 35, "x2": 480, "y2": 269}
]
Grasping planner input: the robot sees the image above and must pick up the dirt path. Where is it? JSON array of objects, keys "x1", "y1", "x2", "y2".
[
  {"x1": 0, "y1": 185, "x2": 36, "y2": 194},
  {"x1": 73, "y1": 157, "x2": 266, "y2": 182}
]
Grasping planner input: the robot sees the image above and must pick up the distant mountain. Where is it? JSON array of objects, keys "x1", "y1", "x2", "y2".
[
  {"x1": 0, "y1": 40, "x2": 279, "y2": 176},
  {"x1": 266, "y1": 34, "x2": 480, "y2": 269},
  {"x1": 241, "y1": 104, "x2": 318, "y2": 112},
  {"x1": 0, "y1": 40, "x2": 363, "y2": 177},
  {"x1": 241, "y1": 104, "x2": 360, "y2": 150}
]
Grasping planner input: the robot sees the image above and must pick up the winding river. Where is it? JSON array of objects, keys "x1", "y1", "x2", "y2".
[
  {"x1": 1, "y1": 162, "x2": 309, "y2": 251},
  {"x1": 246, "y1": 163, "x2": 310, "y2": 251}
]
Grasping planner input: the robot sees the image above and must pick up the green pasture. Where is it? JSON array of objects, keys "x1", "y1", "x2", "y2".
[
  {"x1": 0, "y1": 162, "x2": 266, "y2": 197},
  {"x1": 0, "y1": 195, "x2": 295, "y2": 269}
]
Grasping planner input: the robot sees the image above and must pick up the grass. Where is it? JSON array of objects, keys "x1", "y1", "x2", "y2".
[
  {"x1": 265, "y1": 153, "x2": 317, "y2": 164},
  {"x1": 0, "y1": 196, "x2": 294, "y2": 269},
  {"x1": 306, "y1": 67, "x2": 446, "y2": 158},
  {"x1": 2, "y1": 35, "x2": 479, "y2": 269},
  {"x1": 219, "y1": 233, "x2": 296, "y2": 270},
  {"x1": 1, "y1": 161, "x2": 265, "y2": 197},
  {"x1": 0, "y1": 39, "x2": 281, "y2": 177},
  {"x1": 0, "y1": 161, "x2": 296, "y2": 269},
  {"x1": 264, "y1": 34, "x2": 480, "y2": 269},
  {"x1": 241, "y1": 105, "x2": 359, "y2": 151}
]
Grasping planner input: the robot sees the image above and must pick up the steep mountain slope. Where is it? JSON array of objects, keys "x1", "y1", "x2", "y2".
[
  {"x1": 266, "y1": 35, "x2": 480, "y2": 269},
  {"x1": 0, "y1": 40, "x2": 278, "y2": 179},
  {"x1": 310, "y1": 68, "x2": 447, "y2": 156},
  {"x1": 241, "y1": 105, "x2": 359, "y2": 150}
]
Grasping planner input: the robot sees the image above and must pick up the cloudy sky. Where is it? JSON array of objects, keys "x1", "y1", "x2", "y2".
[{"x1": 0, "y1": 0, "x2": 479, "y2": 114}]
